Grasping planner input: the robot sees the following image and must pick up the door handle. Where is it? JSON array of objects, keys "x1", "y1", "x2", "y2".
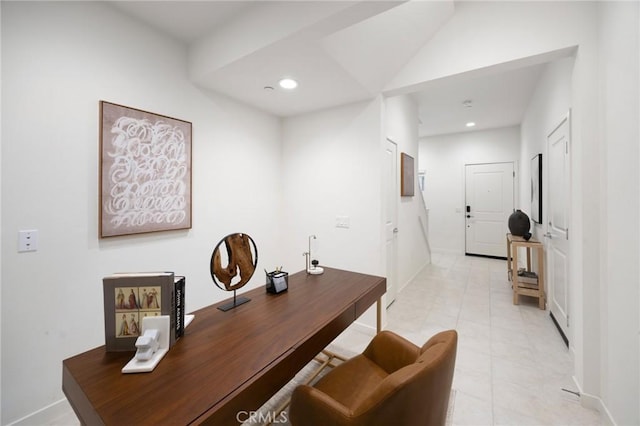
[
  {"x1": 393, "y1": 228, "x2": 399, "y2": 234},
  {"x1": 544, "y1": 233, "x2": 552, "y2": 239},
  {"x1": 466, "y1": 215, "x2": 473, "y2": 218}
]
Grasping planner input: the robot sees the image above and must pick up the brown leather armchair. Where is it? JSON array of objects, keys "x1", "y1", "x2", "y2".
[{"x1": 289, "y1": 330, "x2": 457, "y2": 426}]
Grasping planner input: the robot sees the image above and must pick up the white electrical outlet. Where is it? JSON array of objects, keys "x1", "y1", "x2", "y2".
[{"x1": 18, "y1": 230, "x2": 38, "y2": 252}]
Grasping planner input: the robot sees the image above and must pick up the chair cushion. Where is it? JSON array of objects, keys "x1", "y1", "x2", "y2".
[
  {"x1": 363, "y1": 330, "x2": 420, "y2": 374},
  {"x1": 313, "y1": 354, "x2": 388, "y2": 410}
]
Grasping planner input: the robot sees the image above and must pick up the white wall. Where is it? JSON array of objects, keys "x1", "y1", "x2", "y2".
[
  {"x1": 597, "y1": 2, "x2": 640, "y2": 424},
  {"x1": 1, "y1": 3, "x2": 283, "y2": 423},
  {"x1": 419, "y1": 126, "x2": 520, "y2": 254},
  {"x1": 279, "y1": 95, "x2": 430, "y2": 330},
  {"x1": 520, "y1": 57, "x2": 574, "y2": 240},
  {"x1": 520, "y1": 56, "x2": 574, "y2": 336},
  {"x1": 385, "y1": 95, "x2": 430, "y2": 290},
  {"x1": 280, "y1": 98, "x2": 384, "y2": 329},
  {"x1": 280, "y1": 99, "x2": 383, "y2": 276},
  {"x1": 386, "y1": 1, "x2": 593, "y2": 97}
]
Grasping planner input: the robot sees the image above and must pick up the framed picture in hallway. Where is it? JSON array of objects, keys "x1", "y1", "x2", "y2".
[
  {"x1": 401, "y1": 152, "x2": 415, "y2": 197},
  {"x1": 531, "y1": 153, "x2": 542, "y2": 223},
  {"x1": 99, "y1": 101, "x2": 192, "y2": 237}
]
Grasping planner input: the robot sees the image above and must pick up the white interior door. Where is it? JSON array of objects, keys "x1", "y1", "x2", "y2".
[
  {"x1": 384, "y1": 139, "x2": 398, "y2": 306},
  {"x1": 546, "y1": 113, "x2": 571, "y2": 343},
  {"x1": 465, "y1": 163, "x2": 514, "y2": 258}
]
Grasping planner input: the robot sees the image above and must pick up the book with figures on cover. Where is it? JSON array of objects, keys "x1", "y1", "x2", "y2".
[{"x1": 103, "y1": 272, "x2": 183, "y2": 352}]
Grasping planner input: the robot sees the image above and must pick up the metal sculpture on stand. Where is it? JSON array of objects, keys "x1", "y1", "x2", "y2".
[
  {"x1": 210, "y1": 233, "x2": 258, "y2": 311},
  {"x1": 303, "y1": 235, "x2": 324, "y2": 275}
]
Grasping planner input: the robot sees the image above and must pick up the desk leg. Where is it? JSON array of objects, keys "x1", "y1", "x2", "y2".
[{"x1": 376, "y1": 298, "x2": 382, "y2": 334}]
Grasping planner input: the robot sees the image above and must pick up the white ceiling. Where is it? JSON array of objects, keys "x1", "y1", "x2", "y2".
[
  {"x1": 412, "y1": 64, "x2": 544, "y2": 137},
  {"x1": 108, "y1": 0, "x2": 544, "y2": 137},
  {"x1": 110, "y1": 1, "x2": 254, "y2": 44}
]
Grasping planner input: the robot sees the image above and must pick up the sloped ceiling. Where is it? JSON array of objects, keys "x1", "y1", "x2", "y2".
[
  {"x1": 110, "y1": 0, "x2": 454, "y2": 117},
  {"x1": 187, "y1": 1, "x2": 455, "y2": 117},
  {"x1": 108, "y1": 1, "x2": 546, "y2": 136}
]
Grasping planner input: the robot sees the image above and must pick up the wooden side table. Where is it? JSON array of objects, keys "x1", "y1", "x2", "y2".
[{"x1": 506, "y1": 233, "x2": 545, "y2": 309}]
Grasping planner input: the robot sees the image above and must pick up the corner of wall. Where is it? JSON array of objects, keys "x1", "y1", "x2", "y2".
[{"x1": 572, "y1": 377, "x2": 617, "y2": 426}]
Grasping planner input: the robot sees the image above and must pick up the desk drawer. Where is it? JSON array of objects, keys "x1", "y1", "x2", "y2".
[{"x1": 355, "y1": 279, "x2": 386, "y2": 318}]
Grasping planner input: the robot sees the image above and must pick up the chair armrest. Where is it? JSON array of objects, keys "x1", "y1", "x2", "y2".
[
  {"x1": 362, "y1": 330, "x2": 419, "y2": 374},
  {"x1": 290, "y1": 385, "x2": 353, "y2": 426}
]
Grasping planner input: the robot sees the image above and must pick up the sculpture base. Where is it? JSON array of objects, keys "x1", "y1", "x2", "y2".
[
  {"x1": 307, "y1": 266, "x2": 324, "y2": 275},
  {"x1": 217, "y1": 295, "x2": 251, "y2": 312}
]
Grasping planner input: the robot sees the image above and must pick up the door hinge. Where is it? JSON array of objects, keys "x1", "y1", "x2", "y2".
[{"x1": 566, "y1": 228, "x2": 569, "y2": 240}]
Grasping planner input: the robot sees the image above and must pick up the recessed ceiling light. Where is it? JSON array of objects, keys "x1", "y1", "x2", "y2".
[
  {"x1": 278, "y1": 78, "x2": 298, "y2": 90},
  {"x1": 466, "y1": 122, "x2": 476, "y2": 127}
]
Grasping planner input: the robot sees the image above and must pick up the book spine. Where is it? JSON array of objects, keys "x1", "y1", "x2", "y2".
[
  {"x1": 168, "y1": 274, "x2": 176, "y2": 348},
  {"x1": 175, "y1": 276, "x2": 186, "y2": 338}
]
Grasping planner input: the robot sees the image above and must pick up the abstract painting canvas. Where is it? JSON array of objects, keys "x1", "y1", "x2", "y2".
[
  {"x1": 401, "y1": 152, "x2": 415, "y2": 197},
  {"x1": 100, "y1": 101, "x2": 192, "y2": 237}
]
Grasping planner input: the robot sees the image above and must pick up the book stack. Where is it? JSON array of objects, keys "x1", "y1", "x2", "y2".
[
  {"x1": 103, "y1": 272, "x2": 186, "y2": 352},
  {"x1": 517, "y1": 270, "x2": 539, "y2": 289}
]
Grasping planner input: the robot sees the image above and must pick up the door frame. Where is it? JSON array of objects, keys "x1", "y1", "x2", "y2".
[
  {"x1": 384, "y1": 138, "x2": 399, "y2": 307},
  {"x1": 545, "y1": 110, "x2": 572, "y2": 346}
]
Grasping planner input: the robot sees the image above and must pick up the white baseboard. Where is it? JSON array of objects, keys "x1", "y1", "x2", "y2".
[
  {"x1": 398, "y1": 260, "x2": 430, "y2": 294},
  {"x1": 7, "y1": 398, "x2": 75, "y2": 426},
  {"x1": 572, "y1": 376, "x2": 616, "y2": 426},
  {"x1": 431, "y1": 247, "x2": 464, "y2": 255}
]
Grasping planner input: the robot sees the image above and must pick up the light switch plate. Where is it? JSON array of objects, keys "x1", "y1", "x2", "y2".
[{"x1": 335, "y1": 216, "x2": 350, "y2": 229}]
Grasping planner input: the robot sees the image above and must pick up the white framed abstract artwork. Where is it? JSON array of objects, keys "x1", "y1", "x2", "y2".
[{"x1": 99, "y1": 101, "x2": 192, "y2": 237}]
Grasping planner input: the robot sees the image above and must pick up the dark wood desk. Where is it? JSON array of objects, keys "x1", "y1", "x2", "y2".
[{"x1": 63, "y1": 267, "x2": 386, "y2": 425}]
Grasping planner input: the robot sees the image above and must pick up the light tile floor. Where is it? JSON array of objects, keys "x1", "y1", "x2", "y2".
[
  {"x1": 53, "y1": 253, "x2": 603, "y2": 426},
  {"x1": 334, "y1": 253, "x2": 604, "y2": 426}
]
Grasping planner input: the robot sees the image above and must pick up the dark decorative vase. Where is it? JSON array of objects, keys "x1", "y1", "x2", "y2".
[{"x1": 508, "y1": 210, "x2": 532, "y2": 240}]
